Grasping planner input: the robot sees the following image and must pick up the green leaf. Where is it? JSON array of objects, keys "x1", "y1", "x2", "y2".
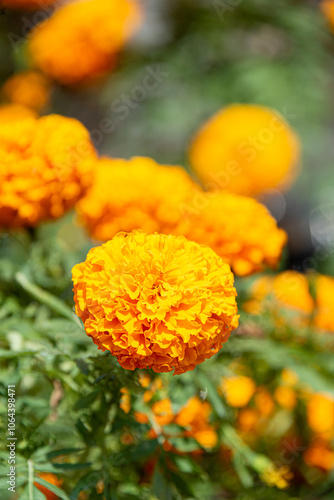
[
  {"x1": 33, "y1": 477, "x2": 70, "y2": 500},
  {"x1": 45, "y1": 448, "x2": 85, "y2": 461},
  {"x1": 110, "y1": 440, "x2": 159, "y2": 466}
]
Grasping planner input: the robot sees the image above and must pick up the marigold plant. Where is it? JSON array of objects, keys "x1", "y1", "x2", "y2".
[
  {"x1": 189, "y1": 104, "x2": 300, "y2": 197},
  {"x1": 77, "y1": 156, "x2": 200, "y2": 241},
  {"x1": 183, "y1": 192, "x2": 287, "y2": 276},
  {"x1": 72, "y1": 230, "x2": 239, "y2": 374},
  {"x1": 28, "y1": 0, "x2": 142, "y2": 85},
  {"x1": 0, "y1": 114, "x2": 96, "y2": 228},
  {"x1": 2, "y1": 71, "x2": 51, "y2": 112}
]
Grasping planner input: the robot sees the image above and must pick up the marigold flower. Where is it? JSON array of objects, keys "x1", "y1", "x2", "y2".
[
  {"x1": 307, "y1": 393, "x2": 334, "y2": 435},
  {"x1": 0, "y1": 114, "x2": 96, "y2": 228},
  {"x1": 72, "y1": 231, "x2": 238, "y2": 374},
  {"x1": 244, "y1": 271, "x2": 314, "y2": 318},
  {"x1": 34, "y1": 473, "x2": 63, "y2": 500},
  {"x1": 322, "y1": 1, "x2": 334, "y2": 31},
  {"x1": 255, "y1": 388, "x2": 274, "y2": 417},
  {"x1": 28, "y1": 0, "x2": 142, "y2": 86},
  {"x1": 175, "y1": 396, "x2": 218, "y2": 448},
  {"x1": 184, "y1": 192, "x2": 287, "y2": 276},
  {"x1": 237, "y1": 408, "x2": 259, "y2": 433},
  {"x1": 274, "y1": 386, "x2": 297, "y2": 410},
  {"x1": 220, "y1": 375, "x2": 256, "y2": 408},
  {"x1": 2, "y1": 71, "x2": 51, "y2": 113},
  {"x1": 304, "y1": 441, "x2": 334, "y2": 471},
  {"x1": 314, "y1": 275, "x2": 334, "y2": 332},
  {"x1": 189, "y1": 104, "x2": 300, "y2": 197},
  {"x1": 77, "y1": 156, "x2": 200, "y2": 241},
  {"x1": 0, "y1": 103, "x2": 37, "y2": 121},
  {"x1": 151, "y1": 398, "x2": 174, "y2": 426},
  {"x1": 2, "y1": 0, "x2": 57, "y2": 9},
  {"x1": 119, "y1": 387, "x2": 131, "y2": 414},
  {"x1": 260, "y1": 465, "x2": 292, "y2": 489}
]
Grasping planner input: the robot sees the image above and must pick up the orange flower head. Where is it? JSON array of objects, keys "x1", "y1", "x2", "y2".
[
  {"x1": 72, "y1": 231, "x2": 239, "y2": 375},
  {"x1": 119, "y1": 387, "x2": 131, "y2": 414},
  {"x1": 255, "y1": 388, "x2": 274, "y2": 417},
  {"x1": 314, "y1": 275, "x2": 334, "y2": 332},
  {"x1": 220, "y1": 375, "x2": 256, "y2": 408},
  {"x1": 189, "y1": 104, "x2": 300, "y2": 197},
  {"x1": 322, "y1": 1, "x2": 334, "y2": 31},
  {"x1": 29, "y1": 0, "x2": 142, "y2": 85},
  {"x1": 2, "y1": 0, "x2": 57, "y2": 9},
  {"x1": 0, "y1": 103, "x2": 37, "y2": 121},
  {"x1": 307, "y1": 393, "x2": 334, "y2": 435},
  {"x1": 152, "y1": 398, "x2": 174, "y2": 426},
  {"x1": 2, "y1": 71, "x2": 51, "y2": 112},
  {"x1": 34, "y1": 473, "x2": 63, "y2": 500},
  {"x1": 184, "y1": 192, "x2": 287, "y2": 276},
  {"x1": 274, "y1": 386, "x2": 297, "y2": 410},
  {"x1": 77, "y1": 156, "x2": 200, "y2": 241},
  {"x1": 175, "y1": 396, "x2": 218, "y2": 448},
  {"x1": 304, "y1": 441, "x2": 334, "y2": 471},
  {"x1": 0, "y1": 114, "x2": 96, "y2": 228}
]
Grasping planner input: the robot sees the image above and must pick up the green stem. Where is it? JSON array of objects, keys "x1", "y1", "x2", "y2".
[
  {"x1": 15, "y1": 272, "x2": 75, "y2": 321},
  {"x1": 28, "y1": 459, "x2": 34, "y2": 500}
]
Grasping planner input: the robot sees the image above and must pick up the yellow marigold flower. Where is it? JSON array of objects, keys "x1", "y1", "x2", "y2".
[
  {"x1": 175, "y1": 396, "x2": 218, "y2": 448},
  {"x1": 274, "y1": 386, "x2": 297, "y2": 410},
  {"x1": 307, "y1": 393, "x2": 334, "y2": 435},
  {"x1": 77, "y1": 156, "x2": 200, "y2": 242},
  {"x1": 0, "y1": 114, "x2": 96, "y2": 228},
  {"x1": 260, "y1": 465, "x2": 292, "y2": 489},
  {"x1": 0, "y1": 103, "x2": 37, "y2": 121},
  {"x1": 314, "y1": 275, "x2": 334, "y2": 332},
  {"x1": 189, "y1": 104, "x2": 300, "y2": 197},
  {"x1": 281, "y1": 369, "x2": 298, "y2": 386},
  {"x1": 304, "y1": 440, "x2": 334, "y2": 471},
  {"x1": 28, "y1": 0, "x2": 142, "y2": 86},
  {"x1": 151, "y1": 398, "x2": 174, "y2": 426},
  {"x1": 220, "y1": 375, "x2": 256, "y2": 408},
  {"x1": 322, "y1": 1, "x2": 334, "y2": 31},
  {"x1": 34, "y1": 473, "x2": 63, "y2": 500},
  {"x1": 2, "y1": 0, "x2": 57, "y2": 9},
  {"x1": 244, "y1": 271, "x2": 314, "y2": 317},
  {"x1": 72, "y1": 231, "x2": 239, "y2": 375},
  {"x1": 184, "y1": 192, "x2": 287, "y2": 276},
  {"x1": 119, "y1": 387, "x2": 131, "y2": 414},
  {"x1": 2, "y1": 71, "x2": 51, "y2": 113}
]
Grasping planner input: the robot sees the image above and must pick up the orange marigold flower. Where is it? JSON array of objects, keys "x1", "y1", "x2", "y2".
[
  {"x1": 304, "y1": 440, "x2": 334, "y2": 471},
  {"x1": 151, "y1": 398, "x2": 174, "y2": 426},
  {"x1": 0, "y1": 103, "x2": 37, "y2": 121},
  {"x1": 307, "y1": 393, "x2": 334, "y2": 436},
  {"x1": 0, "y1": 114, "x2": 96, "y2": 228},
  {"x1": 28, "y1": 0, "x2": 142, "y2": 86},
  {"x1": 175, "y1": 396, "x2": 218, "y2": 448},
  {"x1": 237, "y1": 408, "x2": 259, "y2": 433},
  {"x1": 255, "y1": 388, "x2": 275, "y2": 417},
  {"x1": 72, "y1": 231, "x2": 238, "y2": 375},
  {"x1": 119, "y1": 387, "x2": 131, "y2": 414},
  {"x1": 189, "y1": 104, "x2": 300, "y2": 197},
  {"x1": 77, "y1": 156, "x2": 200, "y2": 241},
  {"x1": 220, "y1": 375, "x2": 256, "y2": 408},
  {"x1": 322, "y1": 1, "x2": 334, "y2": 31},
  {"x1": 274, "y1": 386, "x2": 297, "y2": 410},
  {"x1": 244, "y1": 271, "x2": 314, "y2": 318},
  {"x1": 2, "y1": 0, "x2": 57, "y2": 9},
  {"x1": 34, "y1": 473, "x2": 63, "y2": 500},
  {"x1": 184, "y1": 192, "x2": 287, "y2": 276},
  {"x1": 314, "y1": 275, "x2": 334, "y2": 332},
  {"x1": 2, "y1": 71, "x2": 51, "y2": 113}
]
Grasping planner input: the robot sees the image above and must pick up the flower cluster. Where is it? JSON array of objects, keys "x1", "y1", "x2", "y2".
[
  {"x1": 76, "y1": 156, "x2": 200, "y2": 241},
  {"x1": 28, "y1": 0, "x2": 142, "y2": 85},
  {"x1": 183, "y1": 192, "x2": 287, "y2": 276},
  {"x1": 72, "y1": 230, "x2": 239, "y2": 374},
  {"x1": 189, "y1": 104, "x2": 300, "y2": 197},
  {"x1": 0, "y1": 114, "x2": 96, "y2": 228}
]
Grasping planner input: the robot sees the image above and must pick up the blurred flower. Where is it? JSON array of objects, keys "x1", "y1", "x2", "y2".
[
  {"x1": 34, "y1": 473, "x2": 63, "y2": 500},
  {"x1": 244, "y1": 271, "x2": 314, "y2": 319},
  {"x1": 151, "y1": 398, "x2": 174, "y2": 426},
  {"x1": 220, "y1": 375, "x2": 256, "y2": 408},
  {"x1": 120, "y1": 388, "x2": 131, "y2": 414},
  {"x1": 2, "y1": 0, "x2": 57, "y2": 9},
  {"x1": 0, "y1": 103, "x2": 37, "y2": 121},
  {"x1": 322, "y1": 1, "x2": 334, "y2": 31},
  {"x1": 184, "y1": 192, "x2": 287, "y2": 276},
  {"x1": 281, "y1": 369, "x2": 298, "y2": 386},
  {"x1": 175, "y1": 396, "x2": 218, "y2": 448},
  {"x1": 237, "y1": 408, "x2": 258, "y2": 433},
  {"x1": 77, "y1": 156, "x2": 200, "y2": 241},
  {"x1": 314, "y1": 275, "x2": 334, "y2": 332},
  {"x1": 72, "y1": 231, "x2": 239, "y2": 374},
  {"x1": 29, "y1": 0, "x2": 142, "y2": 86},
  {"x1": 189, "y1": 104, "x2": 300, "y2": 197},
  {"x1": 274, "y1": 386, "x2": 297, "y2": 410},
  {"x1": 0, "y1": 114, "x2": 96, "y2": 228},
  {"x1": 260, "y1": 464, "x2": 292, "y2": 489},
  {"x1": 304, "y1": 440, "x2": 334, "y2": 471},
  {"x1": 255, "y1": 388, "x2": 275, "y2": 417},
  {"x1": 307, "y1": 393, "x2": 334, "y2": 436},
  {"x1": 2, "y1": 71, "x2": 51, "y2": 113}
]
